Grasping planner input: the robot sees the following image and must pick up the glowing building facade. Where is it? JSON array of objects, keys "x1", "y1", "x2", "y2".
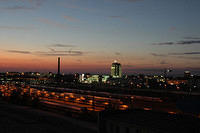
[{"x1": 111, "y1": 60, "x2": 122, "y2": 78}]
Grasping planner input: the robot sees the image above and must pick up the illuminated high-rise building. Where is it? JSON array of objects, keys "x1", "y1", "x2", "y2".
[{"x1": 111, "y1": 60, "x2": 122, "y2": 78}]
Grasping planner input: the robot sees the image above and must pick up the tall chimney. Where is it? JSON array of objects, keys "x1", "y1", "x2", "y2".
[{"x1": 58, "y1": 57, "x2": 60, "y2": 75}]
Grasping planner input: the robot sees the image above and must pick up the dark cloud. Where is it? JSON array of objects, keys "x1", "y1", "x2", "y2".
[
  {"x1": 184, "y1": 52, "x2": 200, "y2": 55},
  {"x1": 177, "y1": 40, "x2": 200, "y2": 45},
  {"x1": 39, "y1": 43, "x2": 85, "y2": 56},
  {"x1": 169, "y1": 52, "x2": 200, "y2": 55},
  {"x1": 35, "y1": 50, "x2": 84, "y2": 56},
  {"x1": 49, "y1": 48, "x2": 56, "y2": 52},
  {"x1": 152, "y1": 42, "x2": 174, "y2": 45},
  {"x1": 183, "y1": 37, "x2": 200, "y2": 40},
  {"x1": 5, "y1": 47, "x2": 86, "y2": 57},
  {"x1": 50, "y1": 44, "x2": 76, "y2": 48},
  {"x1": 6, "y1": 50, "x2": 32, "y2": 54},
  {"x1": 153, "y1": 37, "x2": 200, "y2": 46},
  {"x1": 151, "y1": 53, "x2": 166, "y2": 57}
]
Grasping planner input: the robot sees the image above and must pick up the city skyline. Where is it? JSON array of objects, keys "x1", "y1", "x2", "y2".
[{"x1": 0, "y1": 0, "x2": 200, "y2": 74}]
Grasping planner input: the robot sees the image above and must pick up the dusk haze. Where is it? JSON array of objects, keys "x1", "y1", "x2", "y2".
[
  {"x1": 0, "y1": 1, "x2": 200, "y2": 133},
  {"x1": 1, "y1": 0, "x2": 200, "y2": 74}
]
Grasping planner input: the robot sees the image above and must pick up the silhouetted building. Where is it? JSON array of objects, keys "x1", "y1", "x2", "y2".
[
  {"x1": 111, "y1": 60, "x2": 122, "y2": 78},
  {"x1": 58, "y1": 57, "x2": 61, "y2": 75}
]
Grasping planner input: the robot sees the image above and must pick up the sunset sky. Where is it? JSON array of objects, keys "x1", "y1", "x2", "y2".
[{"x1": 0, "y1": 0, "x2": 200, "y2": 74}]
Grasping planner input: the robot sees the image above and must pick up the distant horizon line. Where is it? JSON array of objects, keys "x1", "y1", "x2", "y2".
[{"x1": 1, "y1": 71, "x2": 200, "y2": 76}]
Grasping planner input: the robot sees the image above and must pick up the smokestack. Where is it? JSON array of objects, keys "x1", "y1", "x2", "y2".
[{"x1": 58, "y1": 57, "x2": 60, "y2": 75}]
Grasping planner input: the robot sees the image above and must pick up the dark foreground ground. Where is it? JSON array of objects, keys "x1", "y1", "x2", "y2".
[{"x1": 0, "y1": 101, "x2": 97, "y2": 133}]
